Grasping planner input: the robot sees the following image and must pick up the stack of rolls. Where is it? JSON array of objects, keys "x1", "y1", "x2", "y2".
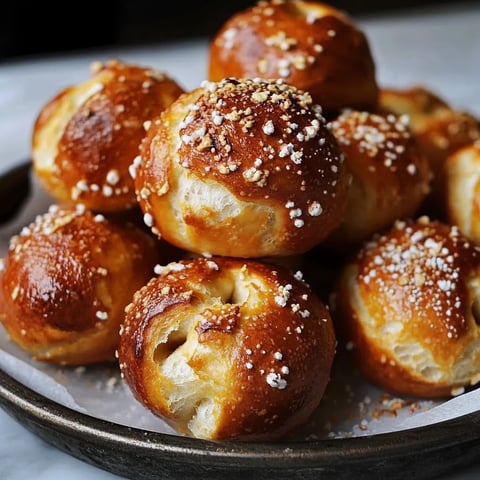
[
  {"x1": 1, "y1": 0, "x2": 480, "y2": 442},
  {"x1": 120, "y1": 75, "x2": 345, "y2": 439}
]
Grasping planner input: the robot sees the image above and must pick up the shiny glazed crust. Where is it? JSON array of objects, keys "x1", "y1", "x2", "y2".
[
  {"x1": 117, "y1": 256, "x2": 336, "y2": 440},
  {"x1": 208, "y1": 0, "x2": 379, "y2": 113},
  {"x1": 0, "y1": 205, "x2": 161, "y2": 365},
  {"x1": 379, "y1": 86, "x2": 480, "y2": 217},
  {"x1": 324, "y1": 110, "x2": 431, "y2": 251},
  {"x1": 133, "y1": 77, "x2": 350, "y2": 258},
  {"x1": 32, "y1": 59, "x2": 184, "y2": 212},
  {"x1": 335, "y1": 217, "x2": 480, "y2": 398}
]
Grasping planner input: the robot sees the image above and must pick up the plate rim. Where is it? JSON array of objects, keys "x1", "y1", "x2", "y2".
[{"x1": 2, "y1": 365, "x2": 480, "y2": 478}]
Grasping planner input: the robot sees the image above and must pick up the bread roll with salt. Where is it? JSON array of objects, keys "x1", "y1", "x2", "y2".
[
  {"x1": 0, "y1": 204, "x2": 161, "y2": 365},
  {"x1": 133, "y1": 77, "x2": 349, "y2": 258},
  {"x1": 208, "y1": 0, "x2": 379, "y2": 114},
  {"x1": 335, "y1": 216, "x2": 480, "y2": 398},
  {"x1": 118, "y1": 256, "x2": 336, "y2": 441},
  {"x1": 324, "y1": 109, "x2": 431, "y2": 252},
  {"x1": 32, "y1": 59, "x2": 184, "y2": 212},
  {"x1": 379, "y1": 86, "x2": 480, "y2": 217}
]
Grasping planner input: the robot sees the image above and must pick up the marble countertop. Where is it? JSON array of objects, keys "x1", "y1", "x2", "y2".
[{"x1": 1, "y1": 3, "x2": 480, "y2": 479}]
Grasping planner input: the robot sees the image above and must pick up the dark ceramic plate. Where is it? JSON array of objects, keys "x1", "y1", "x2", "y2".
[
  {"x1": 1, "y1": 163, "x2": 480, "y2": 480},
  {"x1": 1, "y1": 366, "x2": 480, "y2": 480}
]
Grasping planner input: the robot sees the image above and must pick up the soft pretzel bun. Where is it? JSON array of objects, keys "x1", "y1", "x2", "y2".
[
  {"x1": 334, "y1": 217, "x2": 480, "y2": 398},
  {"x1": 445, "y1": 142, "x2": 480, "y2": 243},
  {"x1": 117, "y1": 256, "x2": 336, "y2": 441},
  {"x1": 208, "y1": 0, "x2": 378, "y2": 113},
  {"x1": 0, "y1": 204, "x2": 161, "y2": 365},
  {"x1": 323, "y1": 110, "x2": 431, "y2": 252},
  {"x1": 379, "y1": 86, "x2": 480, "y2": 217},
  {"x1": 32, "y1": 59, "x2": 184, "y2": 212},
  {"x1": 379, "y1": 85, "x2": 449, "y2": 120},
  {"x1": 133, "y1": 77, "x2": 349, "y2": 258}
]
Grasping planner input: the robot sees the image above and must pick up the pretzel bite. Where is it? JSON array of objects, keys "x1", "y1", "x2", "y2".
[
  {"x1": 32, "y1": 59, "x2": 184, "y2": 212},
  {"x1": 208, "y1": 0, "x2": 379, "y2": 114},
  {"x1": 335, "y1": 217, "x2": 480, "y2": 398},
  {"x1": 118, "y1": 256, "x2": 336, "y2": 441},
  {"x1": 0, "y1": 204, "x2": 161, "y2": 365},
  {"x1": 323, "y1": 110, "x2": 431, "y2": 252},
  {"x1": 133, "y1": 77, "x2": 349, "y2": 258},
  {"x1": 445, "y1": 142, "x2": 480, "y2": 243},
  {"x1": 379, "y1": 86, "x2": 480, "y2": 217},
  {"x1": 379, "y1": 85, "x2": 449, "y2": 119}
]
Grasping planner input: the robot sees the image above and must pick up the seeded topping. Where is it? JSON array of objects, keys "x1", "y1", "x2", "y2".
[
  {"x1": 136, "y1": 258, "x2": 323, "y2": 377},
  {"x1": 49, "y1": 59, "x2": 183, "y2": 210},
  {"x1": 329, "y1": 110, "x2": 417, "y2": 173},
  {"x1": 173, "y1": 77, "x2": 344, "y2": 230},
  {"x1": 357, "y1": 217, "x2": 480, "y2": 339},
  {"x1": 4, "y1": 205, "x2": 119, "y2": 331},
  {"x1": 214, "y1": 0, "x2": 356, "y2": 83}
]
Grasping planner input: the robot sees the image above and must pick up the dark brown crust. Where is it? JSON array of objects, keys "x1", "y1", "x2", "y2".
[
  {"x1": 0, "y1": 205, "x2": 161, "y2": 365},
  {"x1": 324, "y1": 110, "x2": 431, "y2": 251},
  {"x1": 378, "y1": 86, "x2": 480, "y2": 219},
  {"x1": 135, "y1": 77, "x2": 350, "y2": 257},
  {"x1": 118, "y1": 256, "x2": 336, "y2": 441},
  {"x1": 208, "y1": 0, "x2": 378, "y2": 113},
  {"x1": 32, "y1": 59, "x2": 184, "y2": 213}
]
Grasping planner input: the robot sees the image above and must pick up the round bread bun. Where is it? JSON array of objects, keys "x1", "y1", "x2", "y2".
[
  {"x1": 379, "y1": 86, "x2": 480, "y2": 218},
  {"x1": 379, "y1": 85, "x2": 450, "y2": 121},
  {"x1": 117, "y1": 256, "x2": 336, "y2": 441},
  {"x1": 133, "y1": 77, "x2": 350, "y2": 258},
  {"x1": 334, "y1": 216, "x2": 480, "y2": 398},
  {"x1": 445, "y1": 142, "x2": 480, "y2": 243},
  {"x1": 208, "y1": 0, "x2": 379, "y2": 114},
  {"x1": 323, "y1": 110, "x2": 431, "y2": 252},
  {"x1": 0, "y1": 204, "x2": 161, "y2": 365},
  {"x1": 32, "y1": 58, "x2": 184, "y2": 213}
]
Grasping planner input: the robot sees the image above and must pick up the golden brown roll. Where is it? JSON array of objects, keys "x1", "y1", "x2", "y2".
[
  {"x1": 323, "y1": 109, "x2": 431, "y2": 252},
  {"x1": 208, "y1": 0, "x2": 379, "y2": 114},
  {"x1": 379, "y1": 86, "x2": 480, "y2": 218},
  {"x1": 117, "y1": 256, "x2": 336, "y2": 441},
  {"x1": 133, "y1": 77, "x2": 350, "y2": 258},
  {"x1": 32, "y1": 58, "x2": 184, "y2": 213},
  {"x1": 379, "y1": 85, "x2": 449, "y2": 120},
  {"x1": 445, "y1": 142, "x2": 480, "y2": 243},
  {"x1": 334, "y1": 216, "x2": 480, "y2": 398},
  {"x1": 0, "y1": 204, "x2": 161, "y2": 365}
]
